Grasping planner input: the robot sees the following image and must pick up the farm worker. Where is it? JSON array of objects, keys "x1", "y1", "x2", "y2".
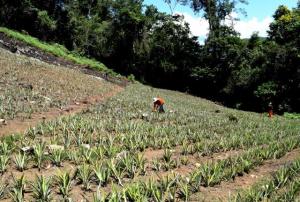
[
  {"x1": 267, "y1": 102, "x2": 273, "y2": 118},
  {"x1": 153, "y1": 97, "x2": 165, "y2": 113}
]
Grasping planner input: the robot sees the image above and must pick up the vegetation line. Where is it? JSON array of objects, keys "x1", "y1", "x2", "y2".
[{"x1": 0, "y1": 27, "x2": 115, "y2": 76}]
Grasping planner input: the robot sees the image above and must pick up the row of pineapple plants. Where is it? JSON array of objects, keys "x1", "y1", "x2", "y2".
[
  {"x1": 1, "y1": 128, "x2": 298, "y2": 176},
  {"x1": 86, "y1": 137, "x2": 300, "y2": 201},
  {"x1": 0, "y1": 173, "x2": 70, "y2": 201},
  {"x1": 0, "y1": 84, "x2": 299, "y2": 200},
  {"x1": 232, "y1": 159, "x2": 300, "y2": 202},
  {"x1": 1, "y1": 134, "x2": 298, "y2": 201}
]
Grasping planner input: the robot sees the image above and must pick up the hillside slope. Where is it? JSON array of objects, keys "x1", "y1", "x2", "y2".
[
  {"x1": 0, "y1": 76, "x2": 299, "y2": 201},
  {"x1": 0, "y1": 47, "x2": 122, "y2": 135}
]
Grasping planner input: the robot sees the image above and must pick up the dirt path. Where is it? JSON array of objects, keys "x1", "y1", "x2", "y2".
[
  {"x1": 190, "y1": 148, "x2": 300, "y2": 202},
  {"x1": 0, "y1": 85, "x2": 123, "y2": 136}
]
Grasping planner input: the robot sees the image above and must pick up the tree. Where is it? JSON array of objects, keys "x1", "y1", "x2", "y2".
[
  {"x1": 268, "y1": 5, "x2": 299, "y2": 45},
  {"x1": 165, "y1": 0, "x2": 247, "y2": 38}
]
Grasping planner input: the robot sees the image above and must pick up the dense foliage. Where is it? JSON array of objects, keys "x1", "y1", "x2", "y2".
[{"x1": 0, "y1": 0, "x2": 299, "y2": 112}]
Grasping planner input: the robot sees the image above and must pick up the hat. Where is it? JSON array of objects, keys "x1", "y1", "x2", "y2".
[{"x1": 153, "y1": 97, "x2": 158, "y2": 102}]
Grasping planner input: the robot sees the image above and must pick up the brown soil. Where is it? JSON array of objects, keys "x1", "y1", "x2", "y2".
[
  {"x1": 144, "y1": 148, "x2": 165, "y2": 161},
  {"x1": 190, "y1": 148, "x2": 300, "y2": 202},
  {"x1": 0, "y1": 85, "x2": 123, "y2": 136},
  {"x1": 135, "y1": 149, "x2": 244, "y2": 184},
  {"x1": 0, "y1": 162, "x2": 96, "y2": 201}
]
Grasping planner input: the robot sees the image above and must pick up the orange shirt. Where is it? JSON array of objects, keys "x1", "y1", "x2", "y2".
[{"x1": 155, "y1": 98, "x2": 165, "y2": 105}]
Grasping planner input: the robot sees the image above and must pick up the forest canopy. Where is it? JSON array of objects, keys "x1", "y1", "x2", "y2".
[{"x1": 0, "y1": 0, "x2": 299, "y2": 113}]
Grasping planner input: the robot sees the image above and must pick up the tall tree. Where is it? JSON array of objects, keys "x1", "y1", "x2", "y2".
[{"x1": 165, "y1": 0, "x2": 247, "y2": 38}]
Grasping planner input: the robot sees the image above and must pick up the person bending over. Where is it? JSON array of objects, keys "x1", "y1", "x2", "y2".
[{"x1": 153, "y1": 97, "x2": 165, "y2": 113}]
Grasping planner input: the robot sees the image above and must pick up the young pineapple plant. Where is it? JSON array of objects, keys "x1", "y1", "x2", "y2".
[
  {"x1": 178, "y1": 177, "x2": 191, "y2": 202},
  {"x1": 107, "y1": 159, "x2": 124, "y2": 186},
  {"x1": 75, "y1": 164, "x2": 93, "y2": 190},
  {"x1": 199, "y1": 163, "x2": 223, "y2": 187},
  {"x1": 162, "y1": 149, "x2": 176, "y2": 171},
  {"x1": 119, "y1": 153, "x2": 137, "y2": 179},
  {"x1": 14, "y1": 152, "x2": 28, "y2": 172},
  {"x1": 10, "y1": 175, "x2": 27, "y2": 202},
  {"x1": 134, "y1": 153, "x2": 147, "y2": 176},
  {"x1": 0, "y1": 180, "x2": 7, "y2": 200},
  {"x1": 123, "y1": 182, "x2": 148, "y2": 201},
  {"x1": 273, "y1": 166, "x2": 291, "y2": 189},
  {"x1": 0, "y1": 141, "x2": 11, "y2": 155},
  {"x1": 33, "y1": 142, "x2": 47, "y2": 170},
  {"x1": 10, "y1": 188, "x2": 24, "y2": 202},
  {"x1": 32, "y1": 175, "x2": 52, "y2": 202},
  {"x1": 81, "y1": 147, "x2": 94, "y2": 164},
  {"x1": 273, "y1": 180, "x2": 300, "y2": 201},
  {"x1": 157, "y1": 174, "x2": 179, "y2": 201},
  {"x1": 93, "y1": 162, "x2": 111, "y2": 187},
  {"x1": 55, "y1": 171, "x2": 72, "y2": 200},
  {"x1": 180, "y1": 156, "x2": 189, "y2": 166},
  {"x1": 93, "y1": 146, "x2": 104, "y2": 160},
  {"x1": 188, "y1": 171, "x2": 202, "y2": 193},
  {"x1": 50, "y1": 149, "x2": 65, "y2": 167},
  {"x1": 0, "y1": 154, "x2": 9, "y2": 174},
  {"x1": 92, "y1": 188, "x2": 107, "y2": 202},
  {"x1": 152, "y1": 158, "x2": 162, "y2": 171},
  {"x1": 181, "y1": 141, "x2": 189, "y2": 155},
  {"x1": 67, "y1": 149, "x2": 81, "y2": 165}
]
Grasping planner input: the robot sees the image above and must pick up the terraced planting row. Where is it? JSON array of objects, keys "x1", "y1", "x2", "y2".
[
  {"x1": 233, "y1": 159, "x2": 300, "y2": 202},
  {"x1": 0, "y1": 84, "x2": 299, "y2": 201}
]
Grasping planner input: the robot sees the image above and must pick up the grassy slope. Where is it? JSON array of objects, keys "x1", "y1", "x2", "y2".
[{"x1": 0, "y1": 27, "x2": 117, "y2": 76}]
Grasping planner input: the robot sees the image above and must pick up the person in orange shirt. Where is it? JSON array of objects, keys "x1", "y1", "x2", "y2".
[
  {"x1": 153, "y1": 97, "x2": 165, "y2": 113},
  {"x1": 268, "y1": 102, "x2": 273, "y2": 118}
]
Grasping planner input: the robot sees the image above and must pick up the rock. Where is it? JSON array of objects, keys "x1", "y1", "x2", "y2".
[
  {"x1": 142, "y1": 113, "x2": 149, "y2": 120},
  {"x1": 10, "y1": 46, "x2": 18, "y2": 53},
  {"x1": 75, "y1": 102, "x2": 80, "y2": 105},
  {"x1": 18, "y1": 83, "x2": 33, "y2": 90},
  {"x1": 81, "y1": 144, "x2": 90, "y2": 149},
  {"x1": 21, "y1": 146, "x2": 34, "y2": 153},
  {"x1": 47, "y1": 144, "x2": 64, "y2": 153},
  {"x1": 63, "y1": 108, "x2": 71, "y2": 112},
  {"x1": 43, "y1": 96, "x2": 51, "y2": 102},
  {"x1": 116, "y1": 151, "x2": 128, "y2": 160},
  {"x1": 0, "y1": 119, "x2": 6, "y2": 125},
  {"x1": 45, "y1": 163, "x2": 51, "y2": 170}
]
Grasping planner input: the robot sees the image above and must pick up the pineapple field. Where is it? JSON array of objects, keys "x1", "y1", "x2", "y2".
[
  {"x1": 1, "y1": 1, "x2": 299, "y2": 200},
  {"x1": 0, "y1": 63, "x2": 300, "y2": 202}
]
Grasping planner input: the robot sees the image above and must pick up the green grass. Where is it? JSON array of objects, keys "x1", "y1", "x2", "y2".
[
  {"x1": 284, "y1": 112, "x2": 300, "y2": 120},
  {"x1": 0, "y1": 27, "x2": 117, "y2": 76}
]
